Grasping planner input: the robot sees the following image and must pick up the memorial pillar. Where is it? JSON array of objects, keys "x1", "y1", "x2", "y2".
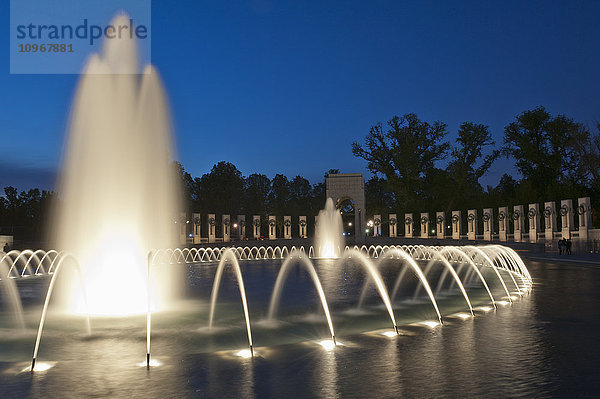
[
  {"x1": 404, "y1": 213, "x2": 413, "y2": 238},
  {"x1": 299, "y1": 216, "x2": 307, "y2": 238},
  {"x1": 436, "y1": 212, "x2": 445, "y2": 239},
  {"x1": 253, "y1": 215, "x2": 261, "y2": 240},
  {"x1": 420, "y1": 213, "x2": 430, "y2": 239},
  {"x1": 389, "y1": 214, "x2": 397, "y2": 237},
  {"x1": 222, "y1": 215, "x2": 230, "y2": 243},
  {"x1": 543, "y1": 202, "x2": 556, "y2": 241},
  {"x1": 451, "y1": 211, "x2": 462, "y2": 240},
  {"x1": 528, "y1": 203, "x2": 540, "y2": 243},
  {"x1": 268, "y1": 216, "x2": 277, "y2": 240},
  {"x1": 578, "y1": 197, "x2": 592, "y2": 240},
  {"x1": 467, "y1": 209, "x2": 477, "y2": 240},
  {"x1": 498, "y1": 207, "x2": 508, "y2": 241},
  {"x1": 207, "y1": 214, "x2": 216, "y2": 243},
  {"x1": 192, "y1": 213, "x2": 201, "y2": 244},
  {"x1": 560, "y1": 200, "x2": 573, "y2": 239},
  {"x1": 483, "y1": 208, "x2": 493, "y2": 241},
  {"x1": 513, "y1": 205, "x2": 524, "y2": 242},
  {"x1": 284, "y1": 216, "x2": 292, "y2": 239}
]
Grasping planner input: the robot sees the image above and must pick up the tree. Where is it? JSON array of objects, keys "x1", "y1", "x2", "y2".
[
  {"x1": 365, "y1": 177, "x2": 395, "y2": 215},
  {"x1": 0, "y1": 186, "x2": 54, "y2": 242},
  {"x1": 570, "y1": 123, "x2": 600, "y2": 190},
  {"x1": 289, "y1": 176, "x2": 312, "y2": 216},
  {"x1": 446, "y1": 122, "x2": 499, "y2": 209},
  {"x1": 267, "y1": 174, "x2": 290, "y2": 218},
  {"x1": 352, "y1": 113, "x2": 449, "y2": 209},
  {"x1": 172, "y1": 161, "x2": 195, "y2": 211},
  {"x1": 244, "y1": 173, "x2": 271, "y2": 216},
  {"x1": 197, "y1": 161, "x2": 244, "y2": 214},
  {"x1": 503, "y1": 106, "x2": 582, "y2": 199}
]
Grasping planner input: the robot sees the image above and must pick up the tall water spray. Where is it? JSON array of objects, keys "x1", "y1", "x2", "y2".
[
  {"x1": 314, "y1": 198, "x2": 344, "y2": 258},
  {"x1": 50, "y1": 14, "x2": 180, "y2": 316}
]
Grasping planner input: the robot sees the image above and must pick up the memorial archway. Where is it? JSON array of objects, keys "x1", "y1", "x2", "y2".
[{"x1": 325, "y1": 173, "x2": 366, "y2": 241}]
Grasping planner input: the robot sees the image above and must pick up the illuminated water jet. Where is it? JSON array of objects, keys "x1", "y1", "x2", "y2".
[
  {"x1": 51, "y1": 13, "x2": 180, "y2": 316},
  {"x1": 314, "y1": 198, "x2": 343, "y2": 258},
  {"x1": 208, "y1": 249, "x2": 254, "y2": 357},
  {"x1": 268, "y1": 251, "x2": 337, "y2": 343}
]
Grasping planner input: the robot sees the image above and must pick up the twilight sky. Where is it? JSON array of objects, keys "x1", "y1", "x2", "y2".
[{"x1": 1, "y1": 0, "x2": 599, "y2": 191}]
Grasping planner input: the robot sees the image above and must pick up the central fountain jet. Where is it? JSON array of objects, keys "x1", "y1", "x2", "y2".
[
  {"x1": 50, "y1": 14, "x2": 180, "y2": 316},
  {"x1": 314, "y1": 198, "x2": 344, "y2": 258}
]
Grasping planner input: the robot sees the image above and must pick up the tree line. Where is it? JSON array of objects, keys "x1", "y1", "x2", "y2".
[
  {"x1": 0, "y1": 187, "x2": 55, "y2": 245},
  {"x1": 174, "y1": 162, "x2": 333, "y2": 236},
  {"x1": 353, "y1": 106, "x2": 599, "y2": 227},
  {"x1": 2, "y1": 105, "x2": 598, "y2": 244}
]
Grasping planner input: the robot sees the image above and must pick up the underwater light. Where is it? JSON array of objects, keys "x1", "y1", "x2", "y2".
[
  {"x1": 22, "y1": 362, "x2": 55, "y2": 373},
  {"x1": 235, "y1": 349, "x2": 254, "y2": 358},
  {"x1": 137, "y1": 359, "x2": 162, "y2": 367},
  {"x1": 318, "y1": 339, "x2": 343, "y2": 351},
  {"x1": 455, "y1": 313, "x2": 472, "y2": 320}
]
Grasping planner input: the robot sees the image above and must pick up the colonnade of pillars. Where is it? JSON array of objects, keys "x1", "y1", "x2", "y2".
[
  {"x1": 179, "y1": 214, "x2": 310, "y2": 243},
  {"x1": 370, "y1": 197, "x2": 593, "y2": 242}
]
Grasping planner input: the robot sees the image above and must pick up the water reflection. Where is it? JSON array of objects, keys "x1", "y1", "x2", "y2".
[{"x1": 1, "y1": 261, "x2": 598, "y2": 397}]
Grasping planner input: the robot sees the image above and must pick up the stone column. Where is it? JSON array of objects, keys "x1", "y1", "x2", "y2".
[
  {"x1": 373, "y1": 215, "x2": 381, "y2": 236},
  {"x1": 513, "y1": 205, "x2": 524, "y2": 242},
  {"x1": 207, "y1": 214, "x2": 216, "y2": 243},
  {"x1": 578, "y1": 197, "x2": 592, "y2": 239},
  {"x1": 451, "y1": 211, "x2": 461, "y2": 240},
  {"x1": 404, "y1": 213, "x2": 413, "y2": 238},
  {"x1": 192, "y1": 213, "x2": 201, "y2": 244},
  {"x1": 467, "y1": 209, "x2": 477, "y2": 240},
  {"x1": 483, "y1": 208, "x2": 493, "y2": 241},
  {"x1": 560, "y1": 200, "x2": 573, "y2": 239},
  {"x1": 253, "y1": 215, "x2": 261, "y2": 240},
  {"x1": 389, "y1": 214, "x2": 397, "y2": 237},
  {"x1": 299, "y1": 216, "x2": 307, "y2": 238},
  {"x1": 498, "y1": 207, "x2": 508, "y2": 241},
  {"x1": 357, "y1": 207, "x2": 366, "y2": 243},
  {"x1": 284, "y1": 216, "x2": 292, "y2": 239},
  {"x1": 222, "y1": 215, "x2": 230, "y2": 243},
  {"x1": 179, "y1": 212, "x2": 188, "y2": 245},
  {"x1": 420, "y1": 213, "x2": 430, "y2": 239},
  {"x1": 268, "y1": 216, "x2": 277, "y2": 240},
  {"x1": 528, "y1": 203, "x2": 540, "y2": 243},
  {"x1": 436, "y1": 212, "x2": 445, "y2": 239},
  {"x1": 237, "y1": 215, "x2": 246, "y2": 240},
  {"x1": 543, "y1": 202, "x2": 556, "y2": 241}
]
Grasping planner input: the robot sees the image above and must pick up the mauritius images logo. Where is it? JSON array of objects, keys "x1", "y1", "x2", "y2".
[{"x1": 10, "y1": 0, "x2": 151, "y2": 74}]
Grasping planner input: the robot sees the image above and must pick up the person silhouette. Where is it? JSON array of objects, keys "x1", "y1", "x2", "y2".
[
  {"x1": 558, "y1": 239, "x2": 564, "y2": 255},
  {"x1": 2, "y1": 242, "x2": 9, "y2": 253},
  {"x1": 566, "y1": 239, "x2": 572, "y2": 255}
]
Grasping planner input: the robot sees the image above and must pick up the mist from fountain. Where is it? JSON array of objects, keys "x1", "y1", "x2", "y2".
[
  {"x1": 314, "y1": 198, "x2": 344, "y2": 258},
  {"x1": 49, "y1": 13, "x2": 180, "y2": 316}
]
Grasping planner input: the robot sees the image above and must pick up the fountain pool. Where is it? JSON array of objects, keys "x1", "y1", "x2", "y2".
[{"x1": 1, "y1": 244, "x2": 530, "y2": 378}]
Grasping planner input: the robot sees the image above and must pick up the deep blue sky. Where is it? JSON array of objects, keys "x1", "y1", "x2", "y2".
[{"x1": 1, "y1": 0, "x2": 600, "y2": 191}]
